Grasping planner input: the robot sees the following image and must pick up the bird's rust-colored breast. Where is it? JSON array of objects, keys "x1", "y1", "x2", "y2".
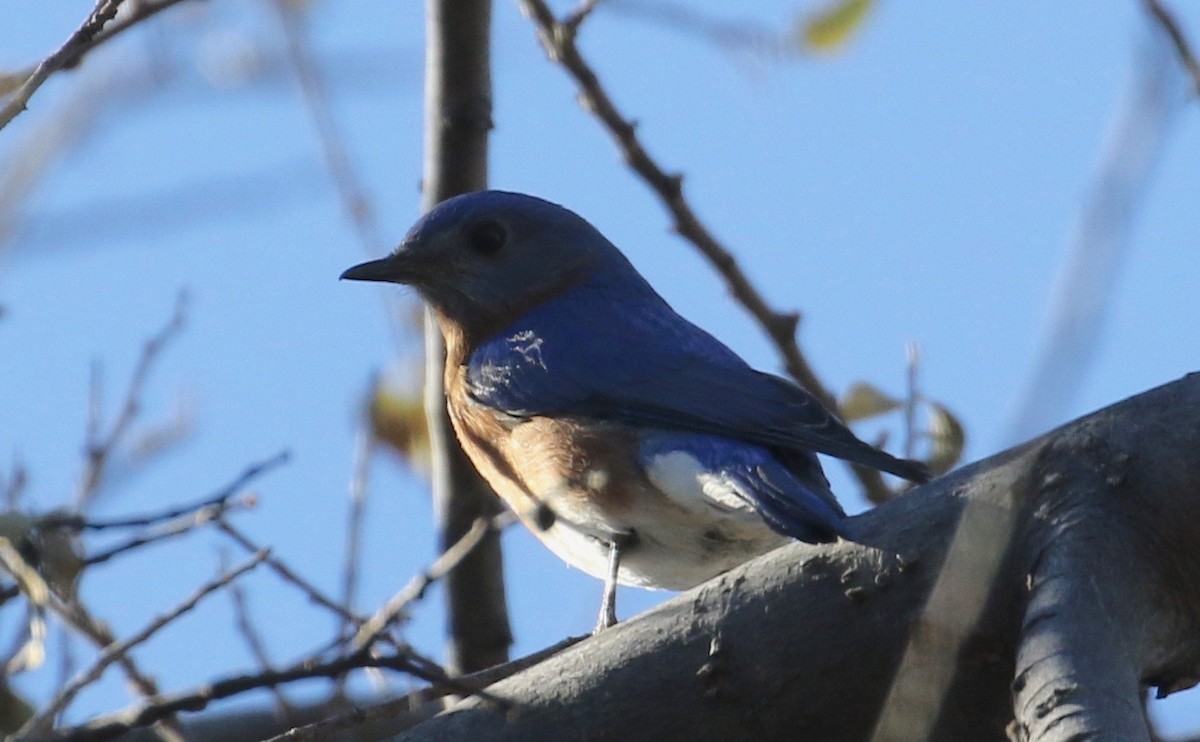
[
  {"x1": 447, "y1": 372, "x2": 641, "y2": 514},
  {"x1": 438, "y1": 312, "x2": 641, "y2": 529}
]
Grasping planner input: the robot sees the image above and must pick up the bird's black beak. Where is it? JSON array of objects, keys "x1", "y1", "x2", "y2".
[{"x1": 340, "y1": 255, "x2": 408, "y2": 284}]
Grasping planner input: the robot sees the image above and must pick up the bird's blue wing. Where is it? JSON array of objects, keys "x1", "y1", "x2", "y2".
[
  {"x1": 639, "y1": 432, "x2": 849, "y2": 542},
  {"x1": 467, "y1": 288, "x2": 927, "y2": 482}
]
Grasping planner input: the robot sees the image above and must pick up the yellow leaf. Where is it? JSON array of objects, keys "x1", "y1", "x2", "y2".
[
  {"x1": 839, "y1": 381, "x2": 901, "y2": 422},
  {"x1": 801, "y1": 0, "x2": 874, "y2": 54},
  {"x1": 369, "y1": 386, "x2": 430, "y2": 473}
]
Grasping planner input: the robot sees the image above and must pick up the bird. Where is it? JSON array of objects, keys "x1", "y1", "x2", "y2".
[{"x1": 341, "y1": 190, "x2": 928, "y2": 631}]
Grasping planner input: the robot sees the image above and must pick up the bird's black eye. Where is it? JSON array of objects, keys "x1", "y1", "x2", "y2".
[{"x1": 466, "y1": 220, "x2": 507, "y2": 255}]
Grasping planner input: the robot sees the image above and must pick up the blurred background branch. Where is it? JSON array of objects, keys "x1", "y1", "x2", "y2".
[
  {"x1": 420, "y1": 0, "x2": 511, "y2": 675},
  {"x1": 1144, "y1": 0, "x2": 1200, "y2": 94},
  {"x1": 1004, "y1": 34, "x2": 1179, "y2": 444}
]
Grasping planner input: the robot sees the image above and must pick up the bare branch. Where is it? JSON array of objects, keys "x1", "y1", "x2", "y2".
[
  {"x1": 263, "y1": 637, "x2": 582, "y2": 742},
  {"x1": 215, "y1": 518, "x2": 370, "y2": 632},
  {"x1": 352, "y1": 512, "x2": 516, "y2": 652},
  {"x1": 72, "y1": 449, "x2": 290, "y2": 531},
  {"x1": 270, "y1": 0, "x2": 387, "y2": 254},
  {"x1": 77, "y1": 291, "x2": 189, "y2": 506},
  {"x1": 39, "y1": 602, "x2": 180, "y2": 740},
  {"x1": 22, "y1": 551, "x2": 270, "y2": 735},
  {"x1": 44, "y1": 649, "x2": 453, "y2": 742},
  {"x1": 1, "y1": 456, "x2": 27, "y2": 509},
  {"x1": 34, "y1": 451, "x2": 288, "y2": 568},
  {"x1": 423, "y1": 0, "x2": 512, "y2": 674},
  {"x1": 80, "y1": 495, "x2": 254, "y2": 567},
  {"x1": 340, "y1": 429, "x2": 373, "y2": 652},
  {"x1": 224, "y1": 555, "x2": 298, "y2": 721},
  {"x1": 517, "y1": 0, "x2": 896, "y2": 503},
  {"x1": 0, "y1": 0, "x2": 195, "y2": 133}
]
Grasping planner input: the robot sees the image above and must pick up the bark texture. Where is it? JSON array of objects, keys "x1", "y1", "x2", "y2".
[
  {"x1": 421, "y1": 0, "x2": 511, "y2": 675},
  {"x1": 394, "y1": 373, "x2": 1200, "y2": 741}
]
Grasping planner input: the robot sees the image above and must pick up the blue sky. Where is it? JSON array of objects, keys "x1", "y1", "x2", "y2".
[{"x1": 2, "y1": 0, "x2": 1198, "y2": 734}]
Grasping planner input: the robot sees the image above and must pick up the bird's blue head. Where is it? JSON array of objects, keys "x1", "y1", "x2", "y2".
[{"x1": 341, "y1": 191, "x2": 647, "y2": 331}]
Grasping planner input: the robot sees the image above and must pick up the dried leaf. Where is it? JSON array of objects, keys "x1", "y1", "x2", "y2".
[
  {"x1": 801, "y1": 0, "x2": 874, "y2": 53},
  {"x1": 926, "y1": 401, "x2": 966, "y2": 476},
  {"x1": 839, "y1": 381, "x2": 902, "y2": 422},
  {"x1": 370, "y1": 386, "x2": 430, "y2": 473},
  {"x1": 33, "y1": 513, "x2": 84, "y2": 600}
]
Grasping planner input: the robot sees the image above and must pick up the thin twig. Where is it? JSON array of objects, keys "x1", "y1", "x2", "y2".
[
  {"x1": 81, "y1": 494, "x2": 256, "y2": 567},
  {"x1": 53, "y1": 647, "x2": 483, "y2": 742},
  {"x1": 563, "y1": 0, "x2": 606, "y2": 30},
  {"x1": 222, "y1": 508, "x2": 514, "y2": 657},
  {"x1": 0, "y1": 0, "x2": 194, "y2": 132},
  {"x1": 0, "y1": 50, "x2": 124, "y2": 257},
  {"x1": 1143, "y1": 0, "x2": 1200, "y2": 94},
  {"x1": 903, "y1": 342, "x2": 919, "y2": 461},
  {"x1": 44, "y1": 451, "x2": 286, "y2": 568},
  {"x1": 0, "y1": 0, "x2": 125, "y2": 131},
  {"x1": 341, "y1": 430, "x2": 373, "y2": 646},
  {"x1": 22, "y1": 551, "x2": 270, "y2": 735},
  {"x1": 224, "y1": 554, "x2": 297, "y2": 720},
  {"x1": 53, "y1": 600, "x2": 184, "y2": 741},
  {"x1": 263, "y1": 636, "x2": 582, "y2": 742},
  {"x1": 332, "y1": 427, "x2": 376, "y2": 700},
  {"x1": 352, "y1": 512, "x2": 516, "y2": 652},
  {"x1": 76, "y1": 291, "x2": 189, "y2": 506},
  {"x1": 1, "y1": 456, "x2": 27, "y2": 509},
  {"x1": 518, "y1": 0, "x2": 894, "y2": 502},
  {"x1": 216, "y1": 518, "x2": 368, "y2": 629},
  {"x1": 270, "y1": 0, "x2": 387, "y2": 253},
  {"x1": 97, "y1": 451, "x2": 284, "y2": 528},
  {"x1": 602, "y1": 1, "x2": 788, "y2": 55},
  {"x1": 270, "y1": 0, "x2": 410, "y2": 354}
]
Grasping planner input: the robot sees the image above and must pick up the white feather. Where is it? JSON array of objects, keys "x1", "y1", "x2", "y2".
[{"x1": 645, "y1": 450, "x2": 753, "y2": 513}]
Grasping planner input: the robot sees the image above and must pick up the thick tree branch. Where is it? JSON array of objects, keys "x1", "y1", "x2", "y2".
[{"x1": 396, "y1": 373, "x2": 1200, "y2": 741}]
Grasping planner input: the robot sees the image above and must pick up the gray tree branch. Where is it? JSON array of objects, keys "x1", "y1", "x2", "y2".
[
  {"x1": 394, "y1": 373, "x2": 1200, "y2": 741},
  {"x1": 421, "y1": 0, "x2": 512, "y2": 675},
  {"x1": 0, "y1": 0, "x2": 194, "y2": 132}
]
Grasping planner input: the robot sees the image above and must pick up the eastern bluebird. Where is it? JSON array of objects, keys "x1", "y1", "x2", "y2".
[{"x1": 342, "y1": 191, "x2": 928, "y2": 630}]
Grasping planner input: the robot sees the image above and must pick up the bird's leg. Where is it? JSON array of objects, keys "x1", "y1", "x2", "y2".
[{"x1": 594, "y1": 532, "x2": 631, "y2": 634}]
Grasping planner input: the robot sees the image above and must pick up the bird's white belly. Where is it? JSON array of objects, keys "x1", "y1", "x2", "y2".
[{"x1": 529, "y1": 451, "x2": 789, "y2": 591}]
